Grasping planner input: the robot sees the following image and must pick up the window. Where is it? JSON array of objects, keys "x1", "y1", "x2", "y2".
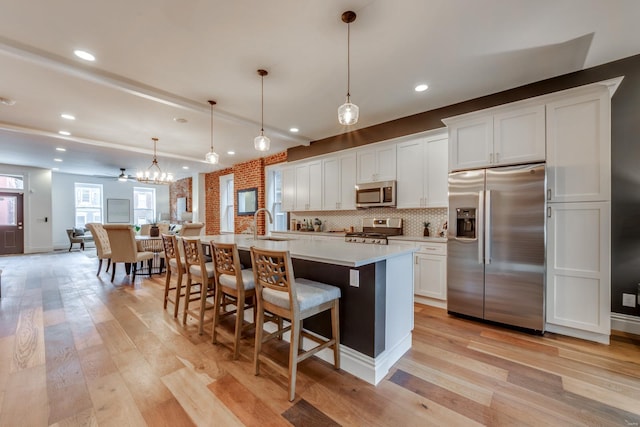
[
  {"x1": 266, "y1": 166, "x2": 286, "y2": 231},
  {"x1": 0, "y1": 174, "x2": 24, "y2": 190},
  {"x1": 219, "y1": 174, "x2": 234, "y2": 232},
  {"x1": 74, "y1": 183, "x2": 102, "y2": 227},
  {"x1": 133, "y1": 187, "x2": 156, "y2": 224}
]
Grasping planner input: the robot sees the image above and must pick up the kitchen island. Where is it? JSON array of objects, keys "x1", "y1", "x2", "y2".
[{"x1": 198, "y1": 234, "x2": 417, "y2": 385}]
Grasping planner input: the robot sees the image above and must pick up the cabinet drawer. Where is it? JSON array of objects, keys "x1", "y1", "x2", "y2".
[{"x1": 417, "y1": 243, "x2": 446, "y2": 255}]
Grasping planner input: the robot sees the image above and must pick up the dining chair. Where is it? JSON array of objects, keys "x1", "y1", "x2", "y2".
[
  {"x1": 103, "y1": 224, "x2": 155, "y2": 282},
  {"x1": 179, "y1": 222, "x2": 205, "y2": 237},
  {"x1": 250, "y1": 246, "x2": 341, "y2": 401},
  {"x1": 161, "y1": 234, "x2": 186, "y2": 318},
  {"x1": 210, "y1": 241, "x2": 256, "y2": 359},
  {"x1": 181, "y1": 238, "x2": 215, "y2": 334},
  {"x1": 86, "y1": 223, "x2": 112, "y2": 276}
]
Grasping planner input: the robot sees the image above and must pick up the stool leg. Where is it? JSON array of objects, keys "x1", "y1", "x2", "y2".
[
  {"x1": 233, "y1": 295, "x2": 244, "y2": 359},
  {"x1": 288, "y1": 319, "x2": 300, "y2": 402},
  {"x1": 173, "y1": 271, "x2": 183, "y2": 318},
  {"x1": 211, "y1": 286, "x2": 222, "y2": 344},
  {"x1": 182, "y1": 277, "x2": 192, "y2": 325},
  {"x1": 254, "y1": 302, "x2": 264, "y2": 376},
  {"x1": 331, "y1": 300, "x2": 340, "y2": 370},
  {"x1": 163, "y1": 266, "x2": 171, "y2": 309}
]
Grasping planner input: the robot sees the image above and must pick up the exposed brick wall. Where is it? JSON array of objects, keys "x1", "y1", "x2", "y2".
[
  {"x1": 169, "y1": 177, "x2": 192, "y2": 222},
  {"x1": 204, "y1": 151, "x2": 286, "y2": 235}
]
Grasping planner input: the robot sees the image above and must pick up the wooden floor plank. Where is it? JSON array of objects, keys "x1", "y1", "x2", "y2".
[
  {"x1": 86, "y1": 371, "x2": 147, "y2": 427},
  {"x1": 94, "y1": 319, "x2": 136, "y2": 355},
  {"x1": 11, "y1": 305, "x2": 45, "y2": 372},
  {"x1": 141, "y1": 397, "x2": 197, "y2": 427},
  {"x1": 208, "y1": 372, "x2": 291, "y2": 427},
  {"x1": 0, "y1": 365, "x2": 49, "y2": 427},
  {"x1": 161, "y1": 367, "x2": 244, "y2": 426}
]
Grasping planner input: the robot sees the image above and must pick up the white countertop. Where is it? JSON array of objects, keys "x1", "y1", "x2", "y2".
[{"x1": 197, "y1": 234, "x2": 416, "y2": 268}]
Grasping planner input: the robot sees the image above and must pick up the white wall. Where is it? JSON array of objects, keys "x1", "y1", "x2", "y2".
[
  {"x1": 0, "y1": 163, "x2": 53, "y2": 253},
  {"x1": 51, "y1": 173, "x2": 169, "y2": 250}
]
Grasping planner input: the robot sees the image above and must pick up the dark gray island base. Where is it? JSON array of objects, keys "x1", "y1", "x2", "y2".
[{"x1": 201, "y1": 235, "x2": 416, "y2": 384}]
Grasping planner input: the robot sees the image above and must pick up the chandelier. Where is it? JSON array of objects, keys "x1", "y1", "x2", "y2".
[
  {"x1": 254, "y1": 69, "x2": 270, "y2": 151},
  {"x1": 136, "y1": 137, "x2": 174, "y2": 184},
  {"x1": 338, "y1": 10, "x2": 359, "y2": 126}
]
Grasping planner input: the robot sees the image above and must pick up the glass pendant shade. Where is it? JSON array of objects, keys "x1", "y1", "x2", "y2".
[
  {"x1": 338, "y1": 97, "x2": 359, "y2": 125},
  {"x1": 205, "y1": 150, "x2": 219, "y2": 164},
  {"x1": 254, "y1": 133, "x2": 270, "y2": 151}
]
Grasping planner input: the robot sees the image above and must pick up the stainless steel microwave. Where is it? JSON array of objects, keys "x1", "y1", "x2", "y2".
[{"x1": 355, "y1": 181, "x2": 396, "y2": 208}]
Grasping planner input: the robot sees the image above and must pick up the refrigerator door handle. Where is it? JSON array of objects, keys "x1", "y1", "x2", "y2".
[
  {"x1": 477, "y1": 190, "x2": 484, "y2": 264},
  {"x1": 485, "y1": 190, "x2": 492, "y2": 265}
]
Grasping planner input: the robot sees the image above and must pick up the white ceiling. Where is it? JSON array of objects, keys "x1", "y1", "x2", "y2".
[{"x1": 1, "y1": 0, "x2": 640, "y2": 180}]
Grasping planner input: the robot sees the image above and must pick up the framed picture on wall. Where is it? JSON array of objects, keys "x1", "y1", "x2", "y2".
[{"x1": 107, "y1": 198, "x2": 130, "y2": 223}]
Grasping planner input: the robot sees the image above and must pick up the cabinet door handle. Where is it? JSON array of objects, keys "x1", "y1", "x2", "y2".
[
  {"x1": 415, "y1": 256, "x2": 418, "y2": 265},
  {"x1": 495, "y1": 152, "x2": 500, "y2": 163},
  {"x1": 547, "y1": 206, "x2": 552, "y2": 218},
  {"x1": 489, "y1": 153, "x2": 493, "y2": 163},
  {"x1": 547, "y1": 189, "x2": 552, "y2": 201}
]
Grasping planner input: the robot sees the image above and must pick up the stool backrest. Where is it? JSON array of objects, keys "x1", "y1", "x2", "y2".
[{"x1": 250, "y1": 247, "x2": 298, "y2": 315}]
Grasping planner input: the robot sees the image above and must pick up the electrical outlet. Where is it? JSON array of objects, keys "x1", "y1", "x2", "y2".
[
  {"x1": 622, "y1": 293, "x2": 636, "y2": 307},
  {"x1": 349, "y1": 269, "x2": 359, "y2": 287}
]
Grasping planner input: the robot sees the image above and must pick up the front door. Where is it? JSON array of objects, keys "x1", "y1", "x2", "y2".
[{"x1": 0, "y1": 192, "x2": 24, "y2": 255}]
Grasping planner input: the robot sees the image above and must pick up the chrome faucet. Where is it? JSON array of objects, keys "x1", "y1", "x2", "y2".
[{"x1": 253, "y1": 208, "x2": 273, "y2": 240}]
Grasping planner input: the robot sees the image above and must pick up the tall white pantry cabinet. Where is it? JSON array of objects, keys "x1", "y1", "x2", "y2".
[{"x1": 545, "y1": 83, "x2": 617, "y2": 344}]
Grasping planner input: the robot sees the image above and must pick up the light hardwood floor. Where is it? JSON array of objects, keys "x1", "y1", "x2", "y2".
[{"x1": 0, "y1": 250, "x2": 639, "y2": 426}]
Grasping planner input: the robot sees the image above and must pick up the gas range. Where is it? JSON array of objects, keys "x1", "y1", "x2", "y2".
[{"x1": 344, "y1": 218, "x2": 403, "y2": 245}]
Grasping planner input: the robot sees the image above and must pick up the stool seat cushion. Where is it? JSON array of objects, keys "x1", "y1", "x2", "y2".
[
  {"x1": 219, "y1": 269, "x2": 255, "y2": 290},
  {"x1": 189, "y1": 262, "x2": 215, "y2": 278},
  {"x1": 169, "y1": 257, "x2": 186, "y2": 270},
  {"x1": 262, "y1": 278, "x2": 341, "y2": 312}
]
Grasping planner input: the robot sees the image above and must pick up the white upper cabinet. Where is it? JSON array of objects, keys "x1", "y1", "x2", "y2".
[
  {"x1": 294, "y1": 160, "x2": 322, "y2": 211},
  {"x1": 356, "y1": 143, "x2": 396, "y2": 183},
  {"x1": 546, "y1": 87, "x2": 610, "y2": 203},
  {"x1": 281, "y1": 165, "x2": 296, "y2": 212},
  {"x1": 396, "y1": 134, "x2": 448, "y2": 208},
  {"x1": 447, "y1": 116, "x2": 493, "y2": 171},
  {"x1": 494, "y1": 104, "x2": 546, "y2": 165},
  {"x1": 445, "y1": 104, "x2": 545, "y2": 171},
  {"x1": 323, "y1": 153, "x2": 356, "y2": 210}
]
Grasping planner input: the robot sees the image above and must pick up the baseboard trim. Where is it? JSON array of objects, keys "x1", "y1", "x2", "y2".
[
  {"x1": 414, "y1": 295, "x2": 446, "y2": 309},
  {"x1": 611, "y1": 313, "x2": 640, "y2": 335}
]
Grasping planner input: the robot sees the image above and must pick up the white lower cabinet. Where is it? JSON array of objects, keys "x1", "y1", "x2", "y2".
[
  {"x1": 546, "y1": 201, "x2": 610, "y2": 344},
  {"x1": 391, "y1": 240, "x2": 447, "y2": 308}
]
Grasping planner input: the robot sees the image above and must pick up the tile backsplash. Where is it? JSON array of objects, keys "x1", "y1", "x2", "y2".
[{"x1": 290, "y1": 207, "x2": 448, "y2": 237}]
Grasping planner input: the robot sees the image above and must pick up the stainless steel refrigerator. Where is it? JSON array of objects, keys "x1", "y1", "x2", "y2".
[{"x1": 447, "y1": 163, "x2": 545, "y2": 331}]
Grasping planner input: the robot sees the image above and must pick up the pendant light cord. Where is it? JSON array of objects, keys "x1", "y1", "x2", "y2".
[
  {"x1": 261, "y1": 73, "x2": 265, "y2": 133},
  {"x1": 210, "y1": 102, "x2": 214, "y2": 151},
  {"x1": 346, "y1": 21, "x2": 351, "y2": 100}
]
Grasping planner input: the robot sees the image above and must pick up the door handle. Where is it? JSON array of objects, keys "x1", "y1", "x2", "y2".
[
  {"x1": 477, "y1": 191, "x2": 484, "y2": 265},
  {"x1": 485, "y1": 190, "x2": 491, "y2": 265}
]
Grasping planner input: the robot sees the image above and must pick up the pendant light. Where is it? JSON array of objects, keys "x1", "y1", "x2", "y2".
[
  {"x1": 205, "y1": 100, "x2": 219, "y2": 164},
  {"x1": 136, "y1": 138, "x2": 174, "y2": 184},
  {"x1": 338, "y1": 10, "x2": 359, "y2": 126},
  {"x1": 254, "y1": 69, "x2": 270, "y2": 152}
]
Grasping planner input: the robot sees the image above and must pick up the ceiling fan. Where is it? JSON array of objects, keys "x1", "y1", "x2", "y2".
[{"x1": 116, "y1": 168, "x2": 136, "y2": 182}]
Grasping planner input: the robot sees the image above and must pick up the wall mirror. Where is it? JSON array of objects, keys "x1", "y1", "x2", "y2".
[{"x1": 237, "y1": 187, "x2": 258, "y2": 216}]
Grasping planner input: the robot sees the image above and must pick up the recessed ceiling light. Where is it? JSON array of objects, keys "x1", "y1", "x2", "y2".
[
  {"x1": 58, "y1": 130, "x2": 71, "y2": 136},
  {"x1": 227, "y1": 151, "x2": 235, "y2": 155},
  {"x1": 74, "y1": 50, "x2": 95, "y2": 61},
  {"x1": 0, "y1": 97, "x2": 16, "y2": 106},
  {"x1": 52, "y1": 167, "x2": 59, "y2": 171},
  {"x1": 415, "y1": 84, "x2": 429, "y2": 92},
  {"x1": 56, "y1": 147, "x2": 66, "y2": 152},
  {"x1": 61, "y1": 114, "x2": 75, "y2": 120},
  {"x1": 289, "y1": 127, "x2": 299, "y2": 133},
  {"x1": 173, "y1": 117, "x2": 188, "y2": 123},
  {"x1": 53, "y1": 158, "x2": 63, "y2": 162},
  {"x1": 182, "y1": 166, "x2": 189, "y2": 170}
]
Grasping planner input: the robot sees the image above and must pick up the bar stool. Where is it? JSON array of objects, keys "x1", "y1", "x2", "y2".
[
  {"x1": 210, "y1": 242, "x2": 256, "y2": 359},
  {"x1": 161, "y1": 234, "x2": 186, "y2": 318},
  {"x1": 181, "y1": 238, "x2": 215, "y2": 334},
  {"x1": 250, "y1": 246, "x2": 341, "y2": 401}
]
